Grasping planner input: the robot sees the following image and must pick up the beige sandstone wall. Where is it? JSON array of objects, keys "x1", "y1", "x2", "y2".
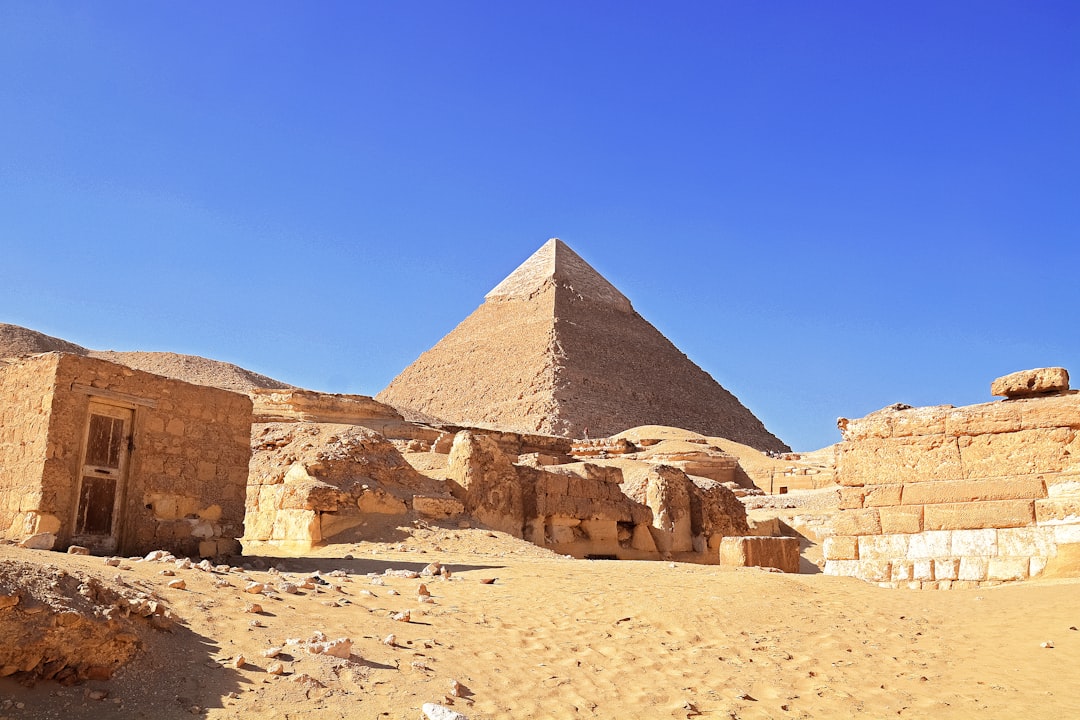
[
  {"x1": 0, "y1": 354, "x2": 252, "y2": 557},
  {"x1": 0, "y1": 355, "x2": 60, "y2": 538},
  {"x1": 825, "y1": 388, "x2": 1080, "y2": 588}
]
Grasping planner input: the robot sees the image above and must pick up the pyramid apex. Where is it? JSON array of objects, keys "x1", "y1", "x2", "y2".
[{"x1": 485, "y1": 239, "x2": 633, "y2": 312}]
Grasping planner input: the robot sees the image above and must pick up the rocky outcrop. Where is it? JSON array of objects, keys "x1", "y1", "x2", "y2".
[{"x1": 244, "y1": 423, "x2": 452, "y2": 553}]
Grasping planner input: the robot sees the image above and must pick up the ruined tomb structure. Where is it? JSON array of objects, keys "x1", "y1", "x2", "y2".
[
  {"x1": 377, "y1": 238, "x2": 789, "y2": 452},
  {"x1": 0, "y1": 353, "x2": 252, "y2": 557},
  {"x1": 825, "y1": 368, "x2": 1080, "y2": 588}
]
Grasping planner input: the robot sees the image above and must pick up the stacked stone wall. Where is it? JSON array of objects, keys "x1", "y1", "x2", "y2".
[
  {"x1": 0, "y1": 356, "x2": 60, "y2": 537},
  {"x1": 825, "y1": 393, "x2": 1080, "y2": 588},
  {"x1": 0, "y1": 354, "x2": 252, "y2": 557}
]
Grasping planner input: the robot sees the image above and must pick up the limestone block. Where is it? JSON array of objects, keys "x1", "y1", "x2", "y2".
[
  {"x1": 838, "y1": 435, "x2": 963, "y2": 486},
  {"x1": 1030, "y1": 556, "x2": 1048, "y2": 576},
  {"x1": 934, "y1": 558, "x2": 960, "y2": 581},
  {"x1": 1053, "y1": 524, "x2": 1080, "y2": 544},
  {"x1": 944, "y1": 403, "x2": 1022, "y2": 437},
  {"x1": 832, "y1": 509, "x2": 881, "y2": 537},
  {"x1": 412, "y1": 496, "x2": 465, "y2": 518},
  {"x1": 22, "y1": 512, "x2": 61, "y2": 535},
  {"x1": 958, "y1": 428, "x2": 1078, "y2": 479},
  {"x1": 913, "y1": 559, "x2": 935, "y2": 581},
  {"x1": 858, "y1": 534, "x2": 908, "y2": 560},
  {"x1": 952, "y1": 580, "x2": 979, "y2": 590},
  {"x1": 271, "y1": 509, "x2": 321, "y2": 548},
  {"x1": 864, "y1": 484, "x2": 902, "y2": 507},
  {"x1": 356, "y1": 488, "x2": 408, "y2": 515},
  {"x1": 823, "y1": 536, "x2": 859, "y2": 561},
  {"x1": 906, "y1": 531, "x2": 952, "y2": 559},
  {"x1": 857, "y1": 560, "x2": 892, "y2": 582},
  {"x1": 1019, "y1": 393, "x2": 1080, "y2": 431},
  {"x1": 1046, "y1": 474, "x2": 1080, "y2": 497},
  {"x1": 579, "y1": 519, "x2": 618, "y2": 544},
  {"x1": 838, "y1": 487, "x2": 866, "y2": 509},
  {"x1": 937, "y1": 580, "x2": 953, "y2": 590},
  {"x1": 19, "y1": 532, "x2": 55, "y2": 550},
  {"x1": 892, "y1": 561, "x2": 914, "y2": 581},
  {"x1": 950, "y1": 528, "x2": 998, "y2": 556},
  {"x1": 546, "y1": 524, "x2": 579, "y2": 545},
  {"x1": 1035, "y1": 497, "x2": 1080, "y2": 524},
  {"x1": 630, "y1": 523, "x2": 657, "y2": 552},
  {"x1": 879, "y1": 505, "x2": 923, "y2": 534},
  {"x1": 719, "y1": 536, "x2": 800, "y2": 573},
  {"x1": 987, "y1": 557, "x2": 1029, "y2": 581},
  {"x1": 198, "y1": 540, "x2": 218, "y2": 558},
  {"x1": 746, "y1": 516, "x2": 780, "y2": 537},
  {"x1": 824, "y1": 560, "x2": 859, "y2": 577},
  {"x1": 839, "y1": 405, "x2": 949, "y2": 441},
  {"x1": 901, "y1": 477, "x2": 1046, "y2": 506},
  {"x1": 991, "y1": 367, "x2": 1069, "y2": 398},
  {"x1": 924, "y1": 500, "x2": 1035, "y2": 531},
  {"x1": 997, "y1": 527, "x2": 1055, "y2": 556}
]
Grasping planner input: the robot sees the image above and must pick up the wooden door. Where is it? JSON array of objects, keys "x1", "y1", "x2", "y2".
[{"x1": 73, "y1": 403, "x2": 132, "y2": 552}]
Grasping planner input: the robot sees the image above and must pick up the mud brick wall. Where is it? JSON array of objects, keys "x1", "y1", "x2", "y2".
[
  {"x1": 825, "y1": 395, "x2": 1080, "y2": 588},
  {"x1": 0, "y1": 355, "x2": 61, "y2": 537}
]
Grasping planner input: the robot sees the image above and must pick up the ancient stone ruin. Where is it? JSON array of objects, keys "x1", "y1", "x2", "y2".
[
  {"x1": 377, "y1": 238, "x2": 789, "y2": 452},
  {"x1": 0, "y1": 353, "x2": 252, "y2": 557},
  {"x1": 825, "y1": 367, "x2": 1080, "y2": 588}
]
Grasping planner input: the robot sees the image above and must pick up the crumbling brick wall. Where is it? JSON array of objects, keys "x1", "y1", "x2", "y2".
[{"x1": 825, "y1": 392, "x2": 1080, "y2": 588}]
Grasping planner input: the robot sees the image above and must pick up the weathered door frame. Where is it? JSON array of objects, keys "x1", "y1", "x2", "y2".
[{"x1": 71, "y1": 401, "x2": 134, "y2": 554}]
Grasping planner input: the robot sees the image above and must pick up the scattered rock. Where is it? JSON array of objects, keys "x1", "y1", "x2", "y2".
[
  {"x1": 479, "y1": 578, "x2": 497, "y2": 585},
  {"x1": 19, "y1": 532, "x2": 56, "y2": 550},
  {"x1": 244, "y1": 602, "x2": 263, "y2": 613},
  {"x1": 244, "y1": 582, "x2": 266, "y2": 594},
  {"x1": 167, "y1": 579, "x2": 186, "y2": 590},
  {"x1": 422, "y1": 702, "x2": 469, "y2": 720},
  {"x1": 67, "y1": 546, "x2": 90, "y2": 556},
  {"x1": 392, "y1": 610, "x2": 411, "y2": 623},
  {"x1": 382, "y1": 634, "x2": 397, "y2": 647},
  {"x1": 232, "y1": 654, "x2": 246, "y2": 669},
  {"x1": 1041, "y1": 641, "x2": 1055, "y2": 649},
  {"x1": 421, "y1": 562, "x2": 442, "y2": 577},
  {"x1": 266, "y1": 662, "x2": 285, "y2": 676}
]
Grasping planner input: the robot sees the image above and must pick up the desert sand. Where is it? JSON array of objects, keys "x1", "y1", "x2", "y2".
[{"x1": 2, "y1": 522, "x2": 1077, "y2": 720}]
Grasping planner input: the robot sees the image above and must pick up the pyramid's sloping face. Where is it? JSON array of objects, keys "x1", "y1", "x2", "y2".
[
  {"x1": 377, "y1": 283, "x2": 563, "y2": 434},
  {"x1": 377, "y1": 240, "x2": 789, "y2": 452}
]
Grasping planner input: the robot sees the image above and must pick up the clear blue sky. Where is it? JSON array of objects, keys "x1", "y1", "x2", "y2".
[{"x1": 3, "y1": 2, "x2": 1077, "y2": 450}]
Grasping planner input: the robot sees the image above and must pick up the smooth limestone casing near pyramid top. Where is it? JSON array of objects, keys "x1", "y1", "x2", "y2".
[{"x1": 376, "y1": 239, "x2": 789, "y2": 452}]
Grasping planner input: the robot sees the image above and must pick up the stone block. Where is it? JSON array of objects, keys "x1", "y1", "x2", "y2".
[
  {"x1": 839, "y1": 405, "x2": 950, "y2": 441},
  {"x1": 1053, "y1": 523, "x2": 1080, "y2": 544},
  {"x1": 718, "y1": 536, "x2": 800, "y2": 573},
  {"x1": 901, "y1": 477, "x2": 1046, "y2": 506},
  {"x1": 1030, "y1": 556, "x2": 1048, "y2": 576},
  {"x1": 991, "y1": 367, "x2": 1069, "y2": 398},
  {"x1": 1035, "y1": 497, "x2": 1080, "y2": 524},
  {"x1": 858, "y1": 559, "x2": 892, "y2": 582},
  {"x1": 987, "y1": 557, "x2": 1029, "y2": 581},
  {"x1": 958, "y1": 428, "x2": 1078, "y2": 479},
  {"x1": 832, "y1": 508, "x2": 881, "y2": 537},
  {"x1": 858, "y1": 534, "x2": 908, "y2": 560},
  {"x1": 934, "y1": 558, "x2": 960, "y2": 581},
  {"x1": 864, "y1": 484, "x2": 902, "y2": 507},
  {"x1": 1045, "y1": 474, "x2": 1080, "y2": 497},
  {"x1": 996, "y1": 527, "x2": 1054, "y2": 556},
  {"x1": 892, "y1": 561, "x2": 914, "y2": 581},
  {"x1": 924, "y1": 500, "x2": 1035, "y2": 531},
  {"x1": 823, "y1": 536, "x2": 859, "y2": 561},
  {"x1": 824, "y1": 560, "x2": 859, "y2": 577},
  {"x1": 907, "y1": 531, "x2": 952, "y2": 559},
  {"x1": 838, "y1": 487, "x2": 866, "y2": 509},
  {"x1": 1020, "y1": 394, "x2": 1080, "y2": 431},
  {"x1": 579, "y1": 519, "x2": 618, "y2": 543},
  {"x1": 944, "y1": 403, "x2": 1022, "y2": 437},
  {"x1": 951, "y1": 528, "x2": 998, "y2": 556},
  {"x1": 879, "y1": 505, "x2": 923, "y2": 534},
  {"x1": 952, "y1": 580, "x2": 979, "y2": 590},
  {"x1": 837, "y1": 435, "x2": 963, "y2": 486},
  {"x1": 913, "y1": 559, "x2": 935, "y2": 581},
  {"x1": 412, "y1": 496, "x2": 465, "y2": 518}
]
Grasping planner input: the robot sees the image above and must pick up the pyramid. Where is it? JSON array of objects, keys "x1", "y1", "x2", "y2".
[{"x1": 376, "y1": 239, "x2": 789, "y2": 452}]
